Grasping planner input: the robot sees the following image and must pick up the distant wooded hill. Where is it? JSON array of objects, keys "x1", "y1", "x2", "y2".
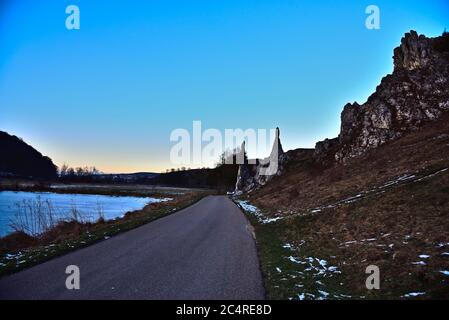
[
  {"x1": 148, "y1": 165, "x2": 238, "y2": 191},
  {"x1": 0, "y1": 131, "x2": 57, "y2": 179},
  {"x1": 0, "y1": 130, "x2": 239, "y2": 189}
]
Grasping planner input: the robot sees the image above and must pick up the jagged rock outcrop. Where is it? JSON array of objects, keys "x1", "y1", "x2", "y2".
[
  {"x1": 314, "y1": 138, "x2": 339, "y2": 164},
  {"x1": 235, "y1": 128, "x2": 285, "y2": 193},
  {"x1": 234, "y1": 141, "x2": 254, "y2": 192},
  {"x1": 393, "y1": 30, "x2": 434, "y2": 70},
  {"x1": 237, "y1": 31, "x2": 449, "y2": 194},
  {"x1": 315, "y1": 30, "x2": 449, "y2": 163}
]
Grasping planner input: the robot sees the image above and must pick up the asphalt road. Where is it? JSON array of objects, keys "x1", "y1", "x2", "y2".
[{"x1": 0, "y1": 196, "x2": 265, "y2": 300}]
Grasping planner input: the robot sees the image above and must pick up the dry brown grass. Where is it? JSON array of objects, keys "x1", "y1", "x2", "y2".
[
  {"x1": 249, "y1": 113, "x2": 449, "y2": 216},
  {"x1": 277, "y1": 171, "x2": 449, "y2": 298},
  {"x1": 245, "y1": 114, "x2": 449, "y2": 299}
]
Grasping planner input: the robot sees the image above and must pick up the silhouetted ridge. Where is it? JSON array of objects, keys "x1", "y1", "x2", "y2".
[{"x1": 0, "y1": 131, "x2": 57, "y2": 179}]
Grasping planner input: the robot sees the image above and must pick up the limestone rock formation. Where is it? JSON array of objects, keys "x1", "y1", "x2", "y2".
[
  {"x1": 316, "y1": 30, "x2": 449, "y2": 163},
  {"x1": 236, "y1": 31, "x2": 449, "y2": 194},
  {"x1": 235, "y1": 128, "x2": 285, "y2": 193},
  {"x1": 393, "y1": 30, "x2": 433, "y2": 71},
  {"x1": 234, "y1": 141, "x2": 253, "y2": 192}
]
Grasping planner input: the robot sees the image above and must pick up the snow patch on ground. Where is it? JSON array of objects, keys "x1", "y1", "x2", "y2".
[
  {"x1": 263, "y1": 217, "x2": 284, "y2": 224},
  {"x1": 237, "y1": 201, "x2": 259, "y2": 213},
  {"x1": 237, "y1": 200, "x2": 284, "y2": 224},
  {"x1": 436, "y1": 242, "x2": 449, "y2": 248},
  {"x1": 297, "y1": 293, "x2": 306, "y2": 300},
  {"x1": 279, "y1": 242, "x2": 348, "y2": 300},
  {"x1": 286, "y1": 254, "x2": 342, "y2": 298},
  {"x1": 318, "y1": 290, "x2": 330, "y2": 299},
  {"x1": 402, "y1": 292, "x2": 426, "y2": 298},
  {"x1": 288, "y1": 256, "x2": 306, "y2": 265},
  {"x1": 286, "y1": 167, "x2": 449, "y2": 220}
]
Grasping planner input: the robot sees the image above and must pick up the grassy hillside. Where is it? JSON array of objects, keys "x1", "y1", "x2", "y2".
[
  {"x1": 248, "y1": 113, "x2": 449, "y2": 216},
  {"x1": 238, "y1": 114, "x2": 449, "y2": 299}
]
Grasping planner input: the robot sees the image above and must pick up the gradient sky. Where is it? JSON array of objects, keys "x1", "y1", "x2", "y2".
[{"x1": 1, "y1": 0, "x2": 448, "y2": 173}]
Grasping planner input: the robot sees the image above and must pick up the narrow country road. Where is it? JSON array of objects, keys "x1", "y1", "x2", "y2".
[{"x1": 0, "y1": 196, "x2": 265, "y2": 300}]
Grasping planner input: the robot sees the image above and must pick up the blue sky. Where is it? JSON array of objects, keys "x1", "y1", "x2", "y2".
[{"x1": 1, "y1": 0, "x2": 448, "y2": 172}]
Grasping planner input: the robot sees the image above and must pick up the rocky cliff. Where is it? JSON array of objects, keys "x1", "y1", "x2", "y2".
[
  {"x1": 316, "y1": 30, "x2": 449, "y2": 163},
  {"x1": 236, "y1": 31, "x2": 449, "y2": 193}
]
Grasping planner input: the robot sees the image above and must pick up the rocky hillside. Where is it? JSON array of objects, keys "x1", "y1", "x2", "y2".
[
  {"x1": 236, "y1": 31, "x2": 449, "y2": 300},
  {"x1": 315, "y1": 30, "x2": 449, "y2": 163},
  {"x1": 241, "y1": 113, "x2": 449, "y2": 299},
  {"x1": 236, "y1": 31, "x2": 449, "y2": 193},
  {"x1": 0, "y1": 131, "x2": 57, "y2": 179}
]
